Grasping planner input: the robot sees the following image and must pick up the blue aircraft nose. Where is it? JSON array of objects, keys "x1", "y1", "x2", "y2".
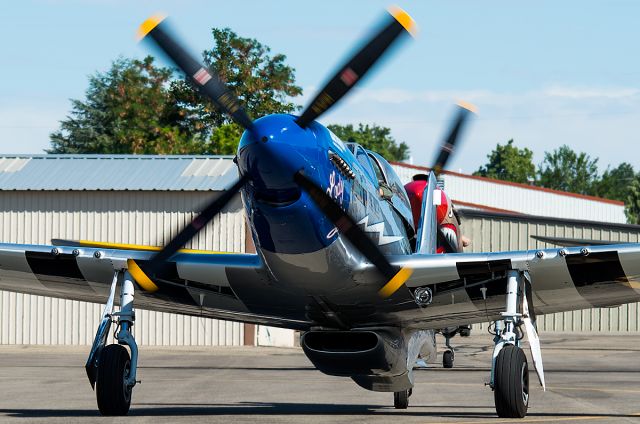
[{"x1": 237, "y1": 114, "x2": 323, "y2": 204}]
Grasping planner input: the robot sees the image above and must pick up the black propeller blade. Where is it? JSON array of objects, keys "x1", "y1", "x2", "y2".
[
  {"x1": 296, "y1": 6, "x2": 417, "y2": 128},
  {"x1": 137, "y1": 15, "x2": 257, "y2": 275},
  {"x1": 144, "y1": 174, "x2": 249, "y2": 275},
  {"x1": 138, "y1": 15, "x2": 255, "y2": 132},
  {"x1": 431, "y1": 103, "x2": 476, "y2": 253},
  {"x1": 294, "y1": 171, "x2": 412, "y2": 298},
  {"x1": 431, "y1": 102, "x2": 476, "y2": 175},
  {"x1": 136, "y1": 10, "x2": 416, "y2": 299}
]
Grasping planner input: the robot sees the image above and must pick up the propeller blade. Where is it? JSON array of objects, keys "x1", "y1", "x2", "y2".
[
  {"x1": 294, "y1": 171, "x2": 412, "y2": 298},
  {"x1": 296, "y1": 6, "x2": 417, "y2": 128},
  {"x1": 144, "y1": 174, "x2": 249, "y2": 274},
  {"x1": 138, "y1": 15, "x2": 255, "y2": 131},
  {"x1": 431, "y1": 102, "x2": 476, "y2": 175}
]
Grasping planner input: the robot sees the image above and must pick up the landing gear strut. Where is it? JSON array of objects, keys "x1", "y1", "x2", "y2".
[
  {"x1": 86, "y1": 269, "x2": 139, "y2": 416},
  {"x1": 489, "y1": 270, "x2": 545, "y2": 418}
]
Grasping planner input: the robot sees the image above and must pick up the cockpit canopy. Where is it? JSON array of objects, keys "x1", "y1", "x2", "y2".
[{"x1": 345, "y1": 142, "x2": 413, "y2": 229}]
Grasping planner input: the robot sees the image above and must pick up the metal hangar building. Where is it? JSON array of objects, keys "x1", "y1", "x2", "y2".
[{"x1": 0, "y1": 154, "x2": 638, "y2": 347}]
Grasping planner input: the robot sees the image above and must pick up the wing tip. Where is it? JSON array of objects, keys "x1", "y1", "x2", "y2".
[
  {"x1": 388, "y1": 5, "x2": 418, "y2": 38},
  {"x1": 51, "y1": 238, "x2": 81, "y2": 247},
  {"x1": 137, "y1": 13, "x2": 167, "y2": 41}
]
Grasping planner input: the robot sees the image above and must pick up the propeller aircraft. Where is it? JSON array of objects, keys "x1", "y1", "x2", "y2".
[{"x1": 0, "y1": 6, "x2": 639, "y2": 419}]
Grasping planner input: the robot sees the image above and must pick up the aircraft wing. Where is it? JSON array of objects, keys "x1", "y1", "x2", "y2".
[
  {"x1": 385, "y1": 243, "x2": 640, "y2": 329},
  {"x1": 0, "y1": 242, "x2": 312, "y2": 330},
  {"x1": 3, "y1": 240, "x2": 640, "y2": 332}
]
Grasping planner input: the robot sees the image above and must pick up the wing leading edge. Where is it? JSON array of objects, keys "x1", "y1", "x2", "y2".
[
  {"x1": 3, "y1": 241, "x2": 640, "y2": 331},
  {"x1": 382, "y1": 243, "x2": 640, "y2": 330},
  {"x1": 0, "y1": 242, "x2": 311, "y2": 330}
]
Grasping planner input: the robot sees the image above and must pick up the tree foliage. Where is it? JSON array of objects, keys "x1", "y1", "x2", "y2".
[
  {"x1": 49, "y1": 28, "x2": 302, "y2": 154},
  {"x1": 594, "y1": 162, "x2": 635, "y2": 202},
  {"x1": 473, "y1": 139, "x2": 535, "y2": 184},
  {"x1": 327, "y1": 123, "x2": 409, "y2": 162},
  {"x1": 171, "y1": 28, "x2": 302, "y2": 129},
  {"x1": 626, "y1": 176, "x2": 640, "y2": 224},
  {"x1": 209, "y1": 123, "x2": 243, "y2": 155},
  {"x1": 537, "y1": 145, "x2": 599, "y2": 195},
  {"x1": 49, "y1": 57, "x2": 207, "y2": 154}
]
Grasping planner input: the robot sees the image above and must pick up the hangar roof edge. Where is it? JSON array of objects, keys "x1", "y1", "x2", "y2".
[
  {"x1": 0, "y1": 154, "x2": 238, "y2": 191},
  {"x1": 391, "y1": 161, "x2": 624, "y2": 206}
]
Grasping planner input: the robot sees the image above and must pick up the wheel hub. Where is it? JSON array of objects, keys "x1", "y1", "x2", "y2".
[{"x1": 520, "y1": 362, "x2": 529, "y2": 405}]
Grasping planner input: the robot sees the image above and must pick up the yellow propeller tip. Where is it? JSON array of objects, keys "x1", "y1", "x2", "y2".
[
  {"x1": 457, "y1": 100, "x2": 478, "y2": 114},
  {"x1": 388, "y1": 5, "x2": 418, "y2": 38},
  {"x1": 378, "y1": 267, "x2": 413, "y2": 298},
  {"x1": 137, "y1": 13, "x2": 166, "y2": 41},
  {"x1": 127, "y1": 259, "x2": 159, "y2": 292}
]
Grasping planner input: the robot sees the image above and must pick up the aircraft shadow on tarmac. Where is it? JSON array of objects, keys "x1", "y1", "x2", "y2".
[
  {"x1": 0, "y1": 403, "x2": 639, "y2": 419},
  {"x1": 12, "y1": 364, "x2": 640, "y2": 374}
]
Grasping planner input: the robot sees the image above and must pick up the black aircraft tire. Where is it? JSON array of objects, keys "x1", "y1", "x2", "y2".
[
  {"x1": 393, "y1": 390, "x2": 409, "y2": 409},
  {"x1": 96, "y1": 344, "x2": 132, "y2": 416},
  {"x1": 443, "y1": 350, "x2": 454, "y2": 368},
  {"x1": 494, "y1": 344, "x2": 529, "y2": 418}
]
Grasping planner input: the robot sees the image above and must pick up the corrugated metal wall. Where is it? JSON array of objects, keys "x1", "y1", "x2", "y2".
[
  {"x1": 392, "y1": 164, "x2": 627, "y2": 223},
  {"x1": 3, "y1": 188, "x2": 640, "y2": 341},
  {"x1": 0, "y1": 191, "x2": 246, "y2": 345},
  {"x1": 460, "y1": 211, "x2": 640, "y2": 332}
]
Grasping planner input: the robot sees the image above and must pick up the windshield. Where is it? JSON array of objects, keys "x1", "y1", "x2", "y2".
[
  {"x1": 345, "y1": 142, "x2": 377, "y2": 183},
  {"x1": 367, "y1": 151, "x2": 412, "y2": 211}
]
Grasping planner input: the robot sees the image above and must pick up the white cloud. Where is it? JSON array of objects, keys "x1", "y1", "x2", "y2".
[
  {"x1": 315, "y1": 84, "x2": 640, "y2": 174},
  {"x1": 543, "y1": 86, "x2": 640, "y2": 99},
  {"x1": 341, "y1": 87, "x2": 514, "y2": 106},
  {"x1": 3, "y1": 83, "x2": 639, "y2": 176}
]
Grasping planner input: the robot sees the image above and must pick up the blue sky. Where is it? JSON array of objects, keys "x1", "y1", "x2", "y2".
[{"x1": 1, "y1": 0, "x2": 640, "y2": 174}]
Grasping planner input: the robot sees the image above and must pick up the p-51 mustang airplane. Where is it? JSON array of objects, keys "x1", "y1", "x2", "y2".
[{"x1": 1, "y1": 6, "x2": 639, "y2": 419}]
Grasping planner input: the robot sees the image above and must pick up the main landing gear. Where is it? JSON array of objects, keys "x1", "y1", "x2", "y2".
[
  {"x1": 85, "y1": 269, "x2": 139, "y2": 416},
  {"x1": 489, "y1": 270, "x2": 545, "y2": 418},
  {"x1": 393, "y1": 388, "x2": 411, "y2": 409}
]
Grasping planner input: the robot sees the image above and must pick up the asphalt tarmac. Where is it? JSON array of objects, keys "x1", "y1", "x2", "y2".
[{"x1": 0, "y1": 333, "x2": 638, "y2": 423}]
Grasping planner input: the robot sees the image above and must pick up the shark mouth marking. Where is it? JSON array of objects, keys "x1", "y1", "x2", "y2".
[
  {"x1": 441, "y1": 224, "x2": 458, "y2": 250},
  {"x1": 356, "y1": 216, "x2": 403, "y2": 246}
]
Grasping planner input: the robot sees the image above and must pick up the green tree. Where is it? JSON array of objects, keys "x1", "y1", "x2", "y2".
[
  {"x1": 49, "y1": 57, "x2": 207, "y2": 154},
  {"x1": 537, "y1": 145, "x2": 599, "y2": 195},
  {"x1": 473, "y1": 139, "x2": 536, "y2": 184},
  {"x1": 625, "y1": 175, "x2": 640, "y2": 224},
  {"x1": 327, "y1": 123, "x2": 409, "y2": 161},
  {"x1": 594, "y1": 162, "x2": 635, "y2": 201},
  {"x1": 50, "y1": 28, "x2": 303, "y2": 154},
  {"x1": 171, "y1": 27, "x2": 302, "y2": 130},
  {"x1": 209, "y1": 123, "x2": 243, "y2": 155}
]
